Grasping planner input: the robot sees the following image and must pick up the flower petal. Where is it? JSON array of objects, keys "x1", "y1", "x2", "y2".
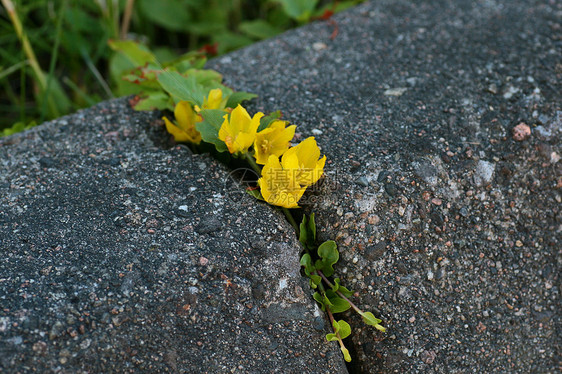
[
  {"x1": 205, "y1": 88, "x2": 223, "y2": 109},
  {"x1": 163, "y1": 116, "x2": 191, "y2": 142},
  {"x1": 174, "y1": 101, "x2": 195, "y2": 132},
  {"x1": 229, "y1": 104, "x2": 251, "y2": 134}
]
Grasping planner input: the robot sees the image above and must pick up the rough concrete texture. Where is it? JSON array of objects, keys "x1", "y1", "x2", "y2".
[
  {"x1": 207, "y1": 0, "x2": 561, "y2": 373},
  {"x1": 0, "y1": 99, "x2": 348, "y2": 373}
]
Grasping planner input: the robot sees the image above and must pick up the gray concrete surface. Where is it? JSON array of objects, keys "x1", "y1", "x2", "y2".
[
  {"x1": 207, "y1": 0, "x2": 561, "y2": 372},
  {"x1": 0, "y1": 99, "x2": 347, "y2": 373}
]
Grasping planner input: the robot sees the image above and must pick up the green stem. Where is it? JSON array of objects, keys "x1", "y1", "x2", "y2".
[
  {"x1": 243, "y1": 151, "x2": 261, "y2": 175},
  {"x1": 1, "y1": 0, "x2": 46, "y2": 88},
  {"x1": 120, "y1": 0, "x2": 135, "y2": 39},
  {"x1": 40, "y1": 0, "x2": 67, "y2": 123},
  {"x1": 0, "y1": 60, "x2": 27, "y2": 81},
  {"x1": 325, "y1": 304, "x2": 347, "y2": 352},
  {"x1": 317, "y1": 270, "x2": 363, "y2": 315},
  {"x1": 1, "y1": 0, "x2": 60, "y2": 118}
]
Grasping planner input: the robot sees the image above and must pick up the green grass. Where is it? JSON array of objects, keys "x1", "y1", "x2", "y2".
[{"x1": 0, "y1": 0, "x2": 363, "y2": 135}]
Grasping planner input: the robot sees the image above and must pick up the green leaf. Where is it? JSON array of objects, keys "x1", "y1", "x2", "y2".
[
  {"x1": 322, "y1": 293, "x2": 333, "y2": 309},
  {"x1": 299, "y1": 215, "x2": 309, "y2": 246},
  {"x1": 326, "y1": 320, "x2": 351, "y2": 341},
  {"x1": 197, "y1": 109, "x2": 228, "y2": 152},
  {"x1": 313, "y1": 0, "x2": 359, "y2": 18},
  {"x1": 300, "y1": 253, "x2": 315, "y2": 276},
  {"x1": 213, "y1": 32, "x2": 254, "y2": 54},
  {"x1": 40, "y1": 74, "x2": 72, "y2": 117},
  {"x1": 246, "y1": 188, "x2": 264, "y2": 201},
  {"x1": 298, "y1": 214, "x2": 317, "y2": 250},
  {"x1": 133, "y1": 91, "x2": 171, "y2": 111},
  {"x1": 185, "y1": 68, "x2": 223, "y2": 88},
  {"x1": 225, "y1": 91, "x2": 257, "y2": 109},
  {"x1": 1, "y1": 121, "x2": 37, "y2": 137},
  {"x1": 308, "y1": 213, "x2": 316, "y2": 242},
  {"x1": 276, "y1": 0, "x2": 319, "y2": 21},
  {"x1": 332, "y1": 278, "x2": 354, "y2": 298},
  {"x1": 109, "y1": 53, "x2": 136, "y2": 95},
  {"x1": 361, "y1": 312, "x2": 386, "y2": 332},
  {"x1": 337, "y1": 320, "x2": 352, "y2": 339},
  {"x1": 258, "y1": 110, "x2": 283, "y2": 132},
  {"x1": 108, "y1": 40, "x2": 158, "y2": 66},
  {"x1": 326, "y1": 290, "x2": 351, "y2": 313},
  {"x1": 138, "y1": 0, "x2": 192, "y2": 31},
  {"x1": 341, "y1": 346, "x2": 352, "y2": 362},
  {"x1": 239, "y1": 20, "x2": 282, "y2": 39},
  {"x1": 313, "y1": 292, "x2": 324, "y2": 310},
  {"x1": 309, "y1": 274, "x2": 322, "y2": 288},
  {"x1": 164, "y1": 51, "x2": 207, "y2": 72},
  {"x1": 316, "y1": 240, "x2": 339, "y2": 277},
  {"x1": 157, "y1": 71, "x2": 205, "y2": 107}
]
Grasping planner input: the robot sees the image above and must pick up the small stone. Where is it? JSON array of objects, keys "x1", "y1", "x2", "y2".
[
  {"x1": 38, "y1": 157, "x2": 58, "y2": 168},
  {"x1": 312, "y1": 42, "x2": 327, "y2": 51},
  {"x1": 377, "y1": 170, "x2": 389, "y2": 182},
  {"x1": 49, "y1": 321, "x2": 65, "y2": 340},
  {"x1": 409, "y1": 316, "x2": 416, "y2": 323},
  {"x1": 414, "y1": 162, "x2": 439, "y2": 186},
  {"x1": 32, "y1": 341, "x2": 47, "y2": 354},
  {"x1": 406, "y1": 77, "x2": 418, "y2": 86},
  {"x1": 473, "y1": 160, "x2": 495, "y2": 187},
  {"x1": 476, "y1": 321, "x2": 487, "y2": 333},
  {"x1": 534, "y1": 125, "x2": 552, "y2": 140},
  {"x1": 503, "y1": 85, "x2": 519, "y2": 99},
  {"x1": 515, "y1": 240, "x2": 523, "y2": 247},
  {"x1": 513, "y1": 123, "x2": 531, "y2": 141},
  {"x1": 427, "y1": 270, "x2": 434, "y2": 281},
  {"x1": 421, "y1": 350, "x2": 437, "y2": 364},
  {"x1": 368, "y1": 215, "x2": 380, "y2": 225},
  {"x1": 312, "y1": 316, "x2": 325, "y2": 331},
  {"x1": 311, "y1": 128, "x2": 323, "y2": 135},
  {"x1": 431, "y1": 198, "x2": 442, "y2": 206},
  {"x1": 356, "y1": 176, "x2": 369, "y2": 187},
  {"x1": 384, "y1": 87, "x2": 408, "y2": 96},
  {"x1": 80, "y1": 338, "x2": 91, "y2": 350},
  {"x1": 195, "y1": 217, "x2": 221, "y2": 234},
  {"x1": 384, "y1": 183, "x2": 397, "y2": 197},
  {"x1": 364, "y1": 242, "x2": 386, "y2": 261},
  {"x1": 486, "y1": 83, "x2": 498, "y2": 94}
]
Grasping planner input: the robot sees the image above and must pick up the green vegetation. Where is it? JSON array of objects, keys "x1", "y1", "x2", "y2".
[
  {"x1": 0, "y1": 0, "x2": 363, "y2": 135},
  {"x1": 146, "y1": 53, "x2": 386, "y2": 361},
  {"x1": 299, "y1": 214, "x2": 385, "y2": 361}
]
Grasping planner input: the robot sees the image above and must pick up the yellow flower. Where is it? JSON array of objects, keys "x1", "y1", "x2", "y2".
[
  {"x1": 195, "y1": 88, "x2": 225, "y2": 112},
  {"x1": 258, "y1": 155, "x2": 307, "y2": 209},
  {"x1": 254, "y1": 121, "x2": 296, "y2": 165},
  {"x1": 218, "y1": 104, "x2": 263, "y2": 154},
  {"x1": 204, "y1": 88, "x2": 224, "y2": 109},
  {"x1": 163, "y1": 101, "x2": 202, "y2": 144},
  {"x1": 281, "y1": 137, "x2": 326, "y2": 186}
]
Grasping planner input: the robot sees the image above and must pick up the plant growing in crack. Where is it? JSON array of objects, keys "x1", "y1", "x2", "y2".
[
  {"x1": 113, "y1": 41, "x2": 386, "y2": 362},
  {"x1": 299, "y1": 214, "x2": 385, "y2": 361}
]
